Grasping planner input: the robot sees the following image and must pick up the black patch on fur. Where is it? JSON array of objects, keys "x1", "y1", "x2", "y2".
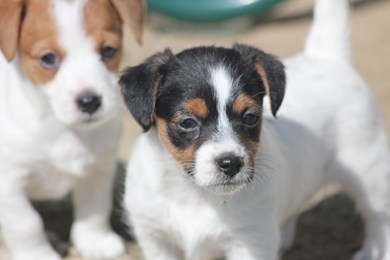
[
  {"x1": 118, "y1": 49, "x2": 173, "y2": 131},
  {"x1": 233, "y1": 43, "x2": 286, "y2": 117}
]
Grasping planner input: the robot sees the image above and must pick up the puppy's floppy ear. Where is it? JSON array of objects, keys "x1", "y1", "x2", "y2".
[
  {"x1": 119, "y1": 49, "x2": 173, "y2": 131},
  {"x1": 0, "y1": 0, "x2": 24, "y2": 62},
  {"x1": 110, "y1": 0, "x2": 145, "y2": 44},
  {"x1": 233, "y1": 43, "x2": 286, "y2": 117}
]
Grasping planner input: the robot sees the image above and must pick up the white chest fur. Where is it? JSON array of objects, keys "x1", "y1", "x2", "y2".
[
  {"x1": 125, "y1": 133, "x2": 233, "y2": 259},
  {"x1": 27, "y1": 123, "x2": 95, "y2": 199}
]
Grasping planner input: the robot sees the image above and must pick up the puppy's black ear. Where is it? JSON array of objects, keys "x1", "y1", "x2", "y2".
[
  {"x1": 233, "y1": 43, "x2": 286, "y2": 117},
  {"x1": 119, "y1": 49, "x2": 173, "y2": 131}
]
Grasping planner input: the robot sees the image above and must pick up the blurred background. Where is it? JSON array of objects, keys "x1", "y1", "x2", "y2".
[
  {"x1": 119, "y1": 0, "x2": 390, "y2": 163},
  {"x1": 1, "y1": 0, "x2": 389, "y2": 259}
]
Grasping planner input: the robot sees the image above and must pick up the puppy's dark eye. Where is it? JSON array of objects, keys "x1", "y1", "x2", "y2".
[
  {"x1": 242, "y1": 110, "x2": 259, "y2": 126},
  {"x1": 101, "y1": 46, "x2": 117, "y2": 61},
  {"x1": 179, "y1": 118, "x2": 198, "y2": 131},
  {"x1": 40, "y1": 53, "x2": 60, "y2": 70}
]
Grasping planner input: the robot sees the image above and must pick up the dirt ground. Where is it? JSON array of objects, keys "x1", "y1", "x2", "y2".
[{"x1": 1, "y1": 0, "x2": 389, "y2": 259}]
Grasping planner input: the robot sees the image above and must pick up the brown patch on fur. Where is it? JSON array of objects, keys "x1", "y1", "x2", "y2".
[
  {"x1": 184, "y1": 98, "x2": 208, "y2": 119},
  {"x1": 232, "y1": 94, "x2": 258, "y2": 115},
  {"x1": 254, "y1": 63, "x2": 271, "y2": 100},
  {"x1": 7, "y1": 0, "x2": 139, "y2": 85},
  {"x1": 247, "y1": 141, "x2": 260, "y2": 160},
  {"x1": 148, "y1": 73, "x2": 164, "y2": 126},
  {"x1": 155, "y1": 117, "x2": 196, "y2": 164},
  {"x1": 19, "y1": 0, "x2": 65, "y2": 85},
  {"x1": 0, "y1": 1, "x2": 24, "y2": 61},
  {"x1": 83, "y1": 0, "x2": 123, "y2": 73},
  {"x1": 110, "y1": 0, "x2": 144, "y2": 44}
]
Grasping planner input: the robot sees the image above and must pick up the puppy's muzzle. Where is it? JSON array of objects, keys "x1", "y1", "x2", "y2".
[
  {"x1": 215, "y1": 153, "x2": 244, "y2": 178},
  {"x1": 76, "y1": 91, "x2": 102, "y2": 115}
]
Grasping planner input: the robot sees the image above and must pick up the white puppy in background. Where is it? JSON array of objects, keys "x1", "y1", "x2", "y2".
[
  {"x1": 120, "y1": 0, "x2": 390, "y2": 259},
  {"x1": 0, "y1": 0, "x2": 143, "y2": 259}
]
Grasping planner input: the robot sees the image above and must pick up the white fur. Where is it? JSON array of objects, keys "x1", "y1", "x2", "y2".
[
  {"x1": 304, "y1": 0, "x2": 351, "y2": 62},
  {"x1": 192, "y1": 66, "x2": 249, "y2": 194},
  {"x1": 0, "y1": 1, "x2": 124, "y2": 259},
  {"x1": 124, "y1": 0, "x2": 390, "y2": 259},
  {"x1": 210, "y1": 65, "x2": 233, "y2": 112}
]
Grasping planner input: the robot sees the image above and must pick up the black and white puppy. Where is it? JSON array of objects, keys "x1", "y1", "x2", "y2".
[
  {"x1": 121, "y1": 44, "x2": 285, "y2": 191},
  {"x1": 120, "y1": 0, "x2": 390, "y2": 259}
]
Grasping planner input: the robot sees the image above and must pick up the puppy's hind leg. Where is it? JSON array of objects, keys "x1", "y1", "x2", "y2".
[
  {"x1": 347, "y1": 155, "x2": 390, "y2": 260},
  {"x1": 331, "y1": 107, "x2": 390, "y2": 260}
]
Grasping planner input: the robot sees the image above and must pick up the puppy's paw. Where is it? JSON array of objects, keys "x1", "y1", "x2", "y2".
[
  {"x1": 73, "y1": 230, "x2": 126, "y2": 258},
  {"x1": 354, "y1": 219, "x2": 390, "y2": 260},
  {"x1": 13, "y1": 247, "x2": 61, "y2": 260},
  {"x1": 353, "y1": 247, "x2": 390, "y2": 260}
]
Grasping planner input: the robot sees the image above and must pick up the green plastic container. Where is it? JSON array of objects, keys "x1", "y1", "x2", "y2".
[{"x1": 147, "y1": 0, "x2": 285, "y2": 22}]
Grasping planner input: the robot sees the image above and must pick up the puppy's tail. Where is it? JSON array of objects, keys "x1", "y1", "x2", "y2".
[{"x1": 304, "y1": 0, "x2": 351, "y2": 63}]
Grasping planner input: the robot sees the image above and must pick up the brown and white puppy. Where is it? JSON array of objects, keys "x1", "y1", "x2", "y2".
[
  {"x1": 120, "y1": 0, "x2": 390, "y2": 259},
  {"x1": 0, "y1": 0, "x2": 143, "y2": 259}
]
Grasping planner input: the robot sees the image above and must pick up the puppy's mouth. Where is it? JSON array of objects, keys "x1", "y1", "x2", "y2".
[
  {"x1": 70, "y1": 113, "x2": 112, "y2": 130},
  {"x1": 215, "y1": 175, "x2": 253, "y2": 194},
  {"x1": 195, "y1": 169, "x2": 255, "y2": 195}
]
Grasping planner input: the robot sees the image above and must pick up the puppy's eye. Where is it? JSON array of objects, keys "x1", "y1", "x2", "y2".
[
  {"x1": 101, "y1": 46, "x2": 117, "y2": 61},
  {"x1": 40, "y1": 53, "x2": 60, "y2": 70},
  {"x1": 179, "y1": 118, "x2": 198, "y2": 131},
  {"x1": 242, "y1": 110, "x2": 259, "y2": 126}
]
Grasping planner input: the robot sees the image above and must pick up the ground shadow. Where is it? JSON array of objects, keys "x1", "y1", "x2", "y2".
[{"x1": 33, "y1": 168, "x2": 364, "y2": 259}]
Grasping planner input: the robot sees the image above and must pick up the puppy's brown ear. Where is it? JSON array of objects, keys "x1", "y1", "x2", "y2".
[
  {"x1": 119, "y1": 49, "x2": 173, "y2": 131},
  {"x1": 110, "y1": 0, "x2": 144, "y2": 44},
  {"x1": 233, "y1": 43, "x2": 286, "y2": 117},
  {"x1": 0, "y1": 1, "x2": 24, "y2": 62}
]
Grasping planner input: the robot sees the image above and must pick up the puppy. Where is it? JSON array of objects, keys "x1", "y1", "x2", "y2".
[
  {"x1": 0, "y1": 0, "x2": 143, "y2": 259},
  {"x1": 120, "y1": 0, "x2": 390, "y2": 259}
]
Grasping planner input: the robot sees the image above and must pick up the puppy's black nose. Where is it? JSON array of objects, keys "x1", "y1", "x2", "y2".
[
  {"x1": 216, "y1": 154, "x2": 244, "y2": 177},
  {"x1": 76, "y1": 92, "x2": 102, "y2": 114}
]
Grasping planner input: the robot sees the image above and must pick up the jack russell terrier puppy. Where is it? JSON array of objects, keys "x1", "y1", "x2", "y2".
[
  {"x1": 120, "y1": 0, "x2": 390, "y2": 259},
  {"x1": 0, "y1": 0, "x2": 143, "y2": 259}
]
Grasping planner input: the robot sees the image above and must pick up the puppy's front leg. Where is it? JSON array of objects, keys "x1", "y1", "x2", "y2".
[
  {"x1": 280, "y1": 216, "x2": 297, "y2": 251},
  {"x1": 0, "y1": 176, "x2": 60, "y2": 260},
  {"x1": 133, "y1": 225, "x2": 182, "y2": 260},
  {"x1": 70, "y1": 158, "x2": 125, "y2": 259},
  {"x1": 226, "y1": 224, "x2": 280, "y2": 260}
]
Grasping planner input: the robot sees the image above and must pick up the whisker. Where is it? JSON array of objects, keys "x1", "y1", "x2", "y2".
[{"x1": 251, "y1": 91, "x2": 267, "y2": 98}]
